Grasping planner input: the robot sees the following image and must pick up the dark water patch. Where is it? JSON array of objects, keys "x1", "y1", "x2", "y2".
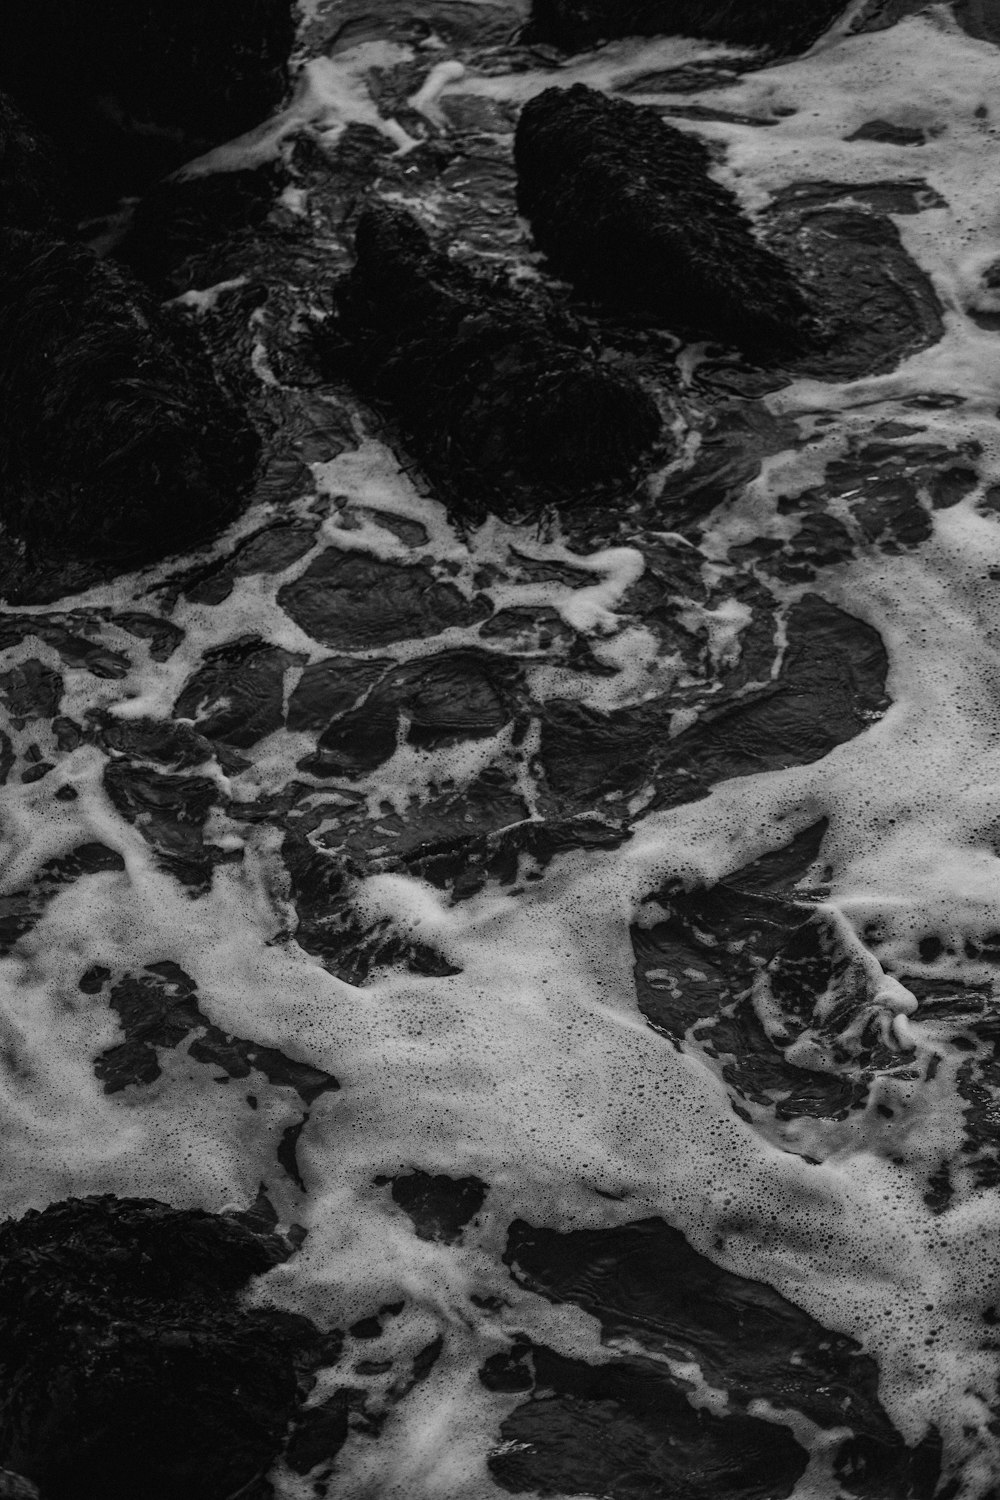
[
  {"x1": 489, "y1": 1342, "x2": 809, "y2": 1500},
  {"x1": 501, "y1": 1219, "x2": 942, "y2": 1496},
  {"x1": 0, "y1": 660, "x2": 62, "y2": 727},
  {"x1": 278, "y1": 549, "x2": 492, "y2": 649},
  {"x1": 0, "y1": 844, "x2": 126, "y2": 955},
  {"x1": 848, "y1": 120, "x2": 930, "y2": 146},
  {"x1": 0, "y1": 615, "x2": 131, "y2": 679},
  {"x1": 402, "y1": 812, "x2": 631, "y2": 900},
  {"x1": 0, "y1": 1195, "x2": 320, "y2": 1500},
  {"x1": 297, "y1": 648, "x2": 520, "y2": 777},
  {"x1": 380, "y1": 1171, "x2": 487, "y2": 1243},
  {"x1": 515, "y1": 85, "x2": 813, "y2": 355},
  {"x1": 521, "y1": 0, "x2": 846, "y2": 54},
  {"x1": 174, "y1": 636, "x2": 306, "y2": 750},
  {"x1": 288, "y1": 656, "x2": 395, "y2": 732},
  {"x1": 323, "y1": 204, "x2": 664, "y2": 517}
]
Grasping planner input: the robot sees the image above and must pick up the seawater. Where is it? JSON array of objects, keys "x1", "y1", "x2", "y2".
[{"x1": 6, "y1": 4, "x2": 1000, "y2": 1496}]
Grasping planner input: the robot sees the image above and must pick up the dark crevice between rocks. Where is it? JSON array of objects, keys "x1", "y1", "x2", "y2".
[
  {"x1": 320, "y1": 203, "x2": 665, "y2": 519},
  {"x1": 493, "y1": 1217, "x2": 942, "y2": 1500}
]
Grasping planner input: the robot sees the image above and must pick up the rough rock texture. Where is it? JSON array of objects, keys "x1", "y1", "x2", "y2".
[
  {"x1": 515, "y1": 85, "x2": 813, "y2": 355},
  {"x1": 0, "y1": 0, "x2": 294, "y2": 210},
  {"x1": 523, "y1": 0, "x2": 847, "y2": 53},
  {"x1": 0, "y1": 1196, "x2": 315, "y2": 1500},
  {"x1": 323, "y1": 204, "x2": 664, "y2": 515},
  {"x1": 0, "y1": 231, "x2": 259, "y2": 563}
]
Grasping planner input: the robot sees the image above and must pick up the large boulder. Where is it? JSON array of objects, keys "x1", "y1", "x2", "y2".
[
  {"x1": 323, "y1": 203, "x2": 663, "y2": 516},
  {"x1": 0, "y1": 1196, "x2": 314, "y2": 1500},
  {"x1": 0, "y1": 0, "x2": 294, "y2": 211},
  {"x1": 523, "y1": 0, "x2": 847, "y2": 53},
  {"x1": 514, "y1": 84, "x2": 814, "y2": 356},
  {"x1": 0, "y1": 230, "x2": 259, "y2": 563}
]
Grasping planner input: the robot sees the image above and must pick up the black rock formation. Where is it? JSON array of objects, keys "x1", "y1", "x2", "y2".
[
  {"x1": 0, "y1": 95, "x2": 64, "y2": 232},
  {"x1": 0, "y1": 1196, "x2": 315, "y2": 1500},
  {"x1": 0, "y1": 231, "x2": 259, "y2": 563},
  {"x1": 523, "y1": 0, "x2": 846, "y2": 54},
  {"x1": 0, "y1": 0, "x2": 294, "y2": 211},
  {"x1": 322, "y1": 204, "x2": 663, "y2": 515},
  {"x1": 514, "y1": 85, "x2": 813, "y2": 354}
]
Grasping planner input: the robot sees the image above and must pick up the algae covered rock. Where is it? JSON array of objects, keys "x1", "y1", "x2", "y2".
[
  {"x1": 0, "y1": 231, "x2": 258, "y2": 563},
  {"x1": 514, "y1": 84, "x2": 813, "y2": 355},
  {"x1": 0, "y1": 1196, "x2": 312, "y2": 1500},
  {"x1": 523, "y1": 0, "x2": 846, "y2": 54},
  {"x1": 323, "y1": 203, "x2": 663, "y2": 515}
]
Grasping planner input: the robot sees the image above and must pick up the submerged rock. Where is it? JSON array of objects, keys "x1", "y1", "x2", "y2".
[
  {"x1": 0, "y1": 231, "x2": 259, "y2": 563},
  {"x1": 323, "y1": 204, "x2": 664, "y2": 515},
  {"x1": 0, "y1": 1196, "x2": 314, "y2": 1500},
  {"x1": 514, "y1": 85, "x2": 813, "y2": 355},
  {"x1": 523, "y1": 0, "x2": 846, "y2": 53},
  {"x1": 0, "y1": 0, "x2": 294, "y2": 211}
]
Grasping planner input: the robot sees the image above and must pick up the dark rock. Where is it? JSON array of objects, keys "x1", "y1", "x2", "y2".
[
  {"x1": 500, "y1": 1218, "x2": 942, "y2": 1498},
  {"x1": 297, "y1": 648, "x2": 519, "y2": 778},
  {"x1": 0, "y1": 231, "x2": 259, "y2": 564},
  {"x1": 514, "y1": 86, "x2": 813, "y2": 354},
  {"x1": 0, "y1": 1470, "x2": 38, "y2": 1500},
  {"x1": 0, "y1": 0, "x2": 294, "y2": 212},
  {"x1": 490, "y1": 1343, "x2": 810, "y2": 1500},
  {"x1": 523, "y1": 0, "x2": 846, "y2": 53},
  {"x1": 323, "y1": 204, "x2": 663, "y2": 515},
  {"x1": 102, "y1": 761, "x2": 223, "y2": 891},
  {"x1": 278, "y1": 548, "x2": 491, "y2": 649},
  {"x1": 91, "y1": 961, "x2": 338, "y2": 1105},
  {"x1": 387, "y1": 1171, "x2": 487, "y2": 1242},
  {"x1": 847, "y1": 119, "x2": 928, "y2": 145},
  {"x1": 174, "y1": 636, "x2": 305, "y2": 749},
  {"x1": 0, "y1": 1195, "x2": 315, "y2": 1500},
  {"x1": 0, "y1": 844, "x2": 126, "y2": 955},
  {"x1": 0, "y1": 95, "x2": 63, "y2": 231},
  {"x1": 117, "y1": 167, "x2": 285, "y2": 293}
]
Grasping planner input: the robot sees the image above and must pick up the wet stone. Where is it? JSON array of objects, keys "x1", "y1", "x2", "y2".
[
  {"x1": 174, "y1": 636, "x2": 305, "y2": 750},
  {"x1": 502, "y1": 1218, "x2": 942, "y2": 1497},
  {"x1": 0, "y1": 1195, "x2": 318, "y2": 1500},
  {"x1": 489, "y1": 1342, "x2": 810, "y2": 1500},
  {"x1": 278, "y1": 549, "x2": 491, "y2": 649},
  {"x1": 297, "y1": 648, "x2": 520, "y2": 778},
  {"x1": 101, "y1": 761, "x2": 224, "y2": 892},
  {"x1": 0, "y1": 659, "x2": 62, "y2": 725}
]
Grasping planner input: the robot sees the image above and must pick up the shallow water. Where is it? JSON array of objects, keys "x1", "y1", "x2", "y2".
[{"x1": 8, "y1": 2, "x2": 1000, "y2": 1496}]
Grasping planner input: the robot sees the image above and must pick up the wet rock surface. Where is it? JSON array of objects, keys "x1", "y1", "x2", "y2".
[
  {"x1": 324, "y1": 204, "x2": 664, "y2": 516},
  {"x1": 0, "y1": 1196, "x2": 315, "y2": 1500},
  {"x1": 523, "y1": 0, "x2": 848, "y2": 53},
  {"x1": 515, "y1": 85, "x2": 813, "y2": 355}
]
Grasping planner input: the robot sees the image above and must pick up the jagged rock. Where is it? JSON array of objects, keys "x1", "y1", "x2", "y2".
[
  {"x1": 0, "y1": 1196, "x2": 316, "y2": 1500},
  {"x1": 0, "y1": 231, "x2": 259, "y2": 563},
  {"x1": 514, "y1": 85, "x2": 813, "y2": 354},
  {"x1": 322, "y1": 204, "x2": 663, "y2": 515},
  {"x1": 523, "y1": 0, "x2": 846, "y2": 54},
  {"x1": 0, "y1": 0, "x2": 294, "y2": 211}
]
